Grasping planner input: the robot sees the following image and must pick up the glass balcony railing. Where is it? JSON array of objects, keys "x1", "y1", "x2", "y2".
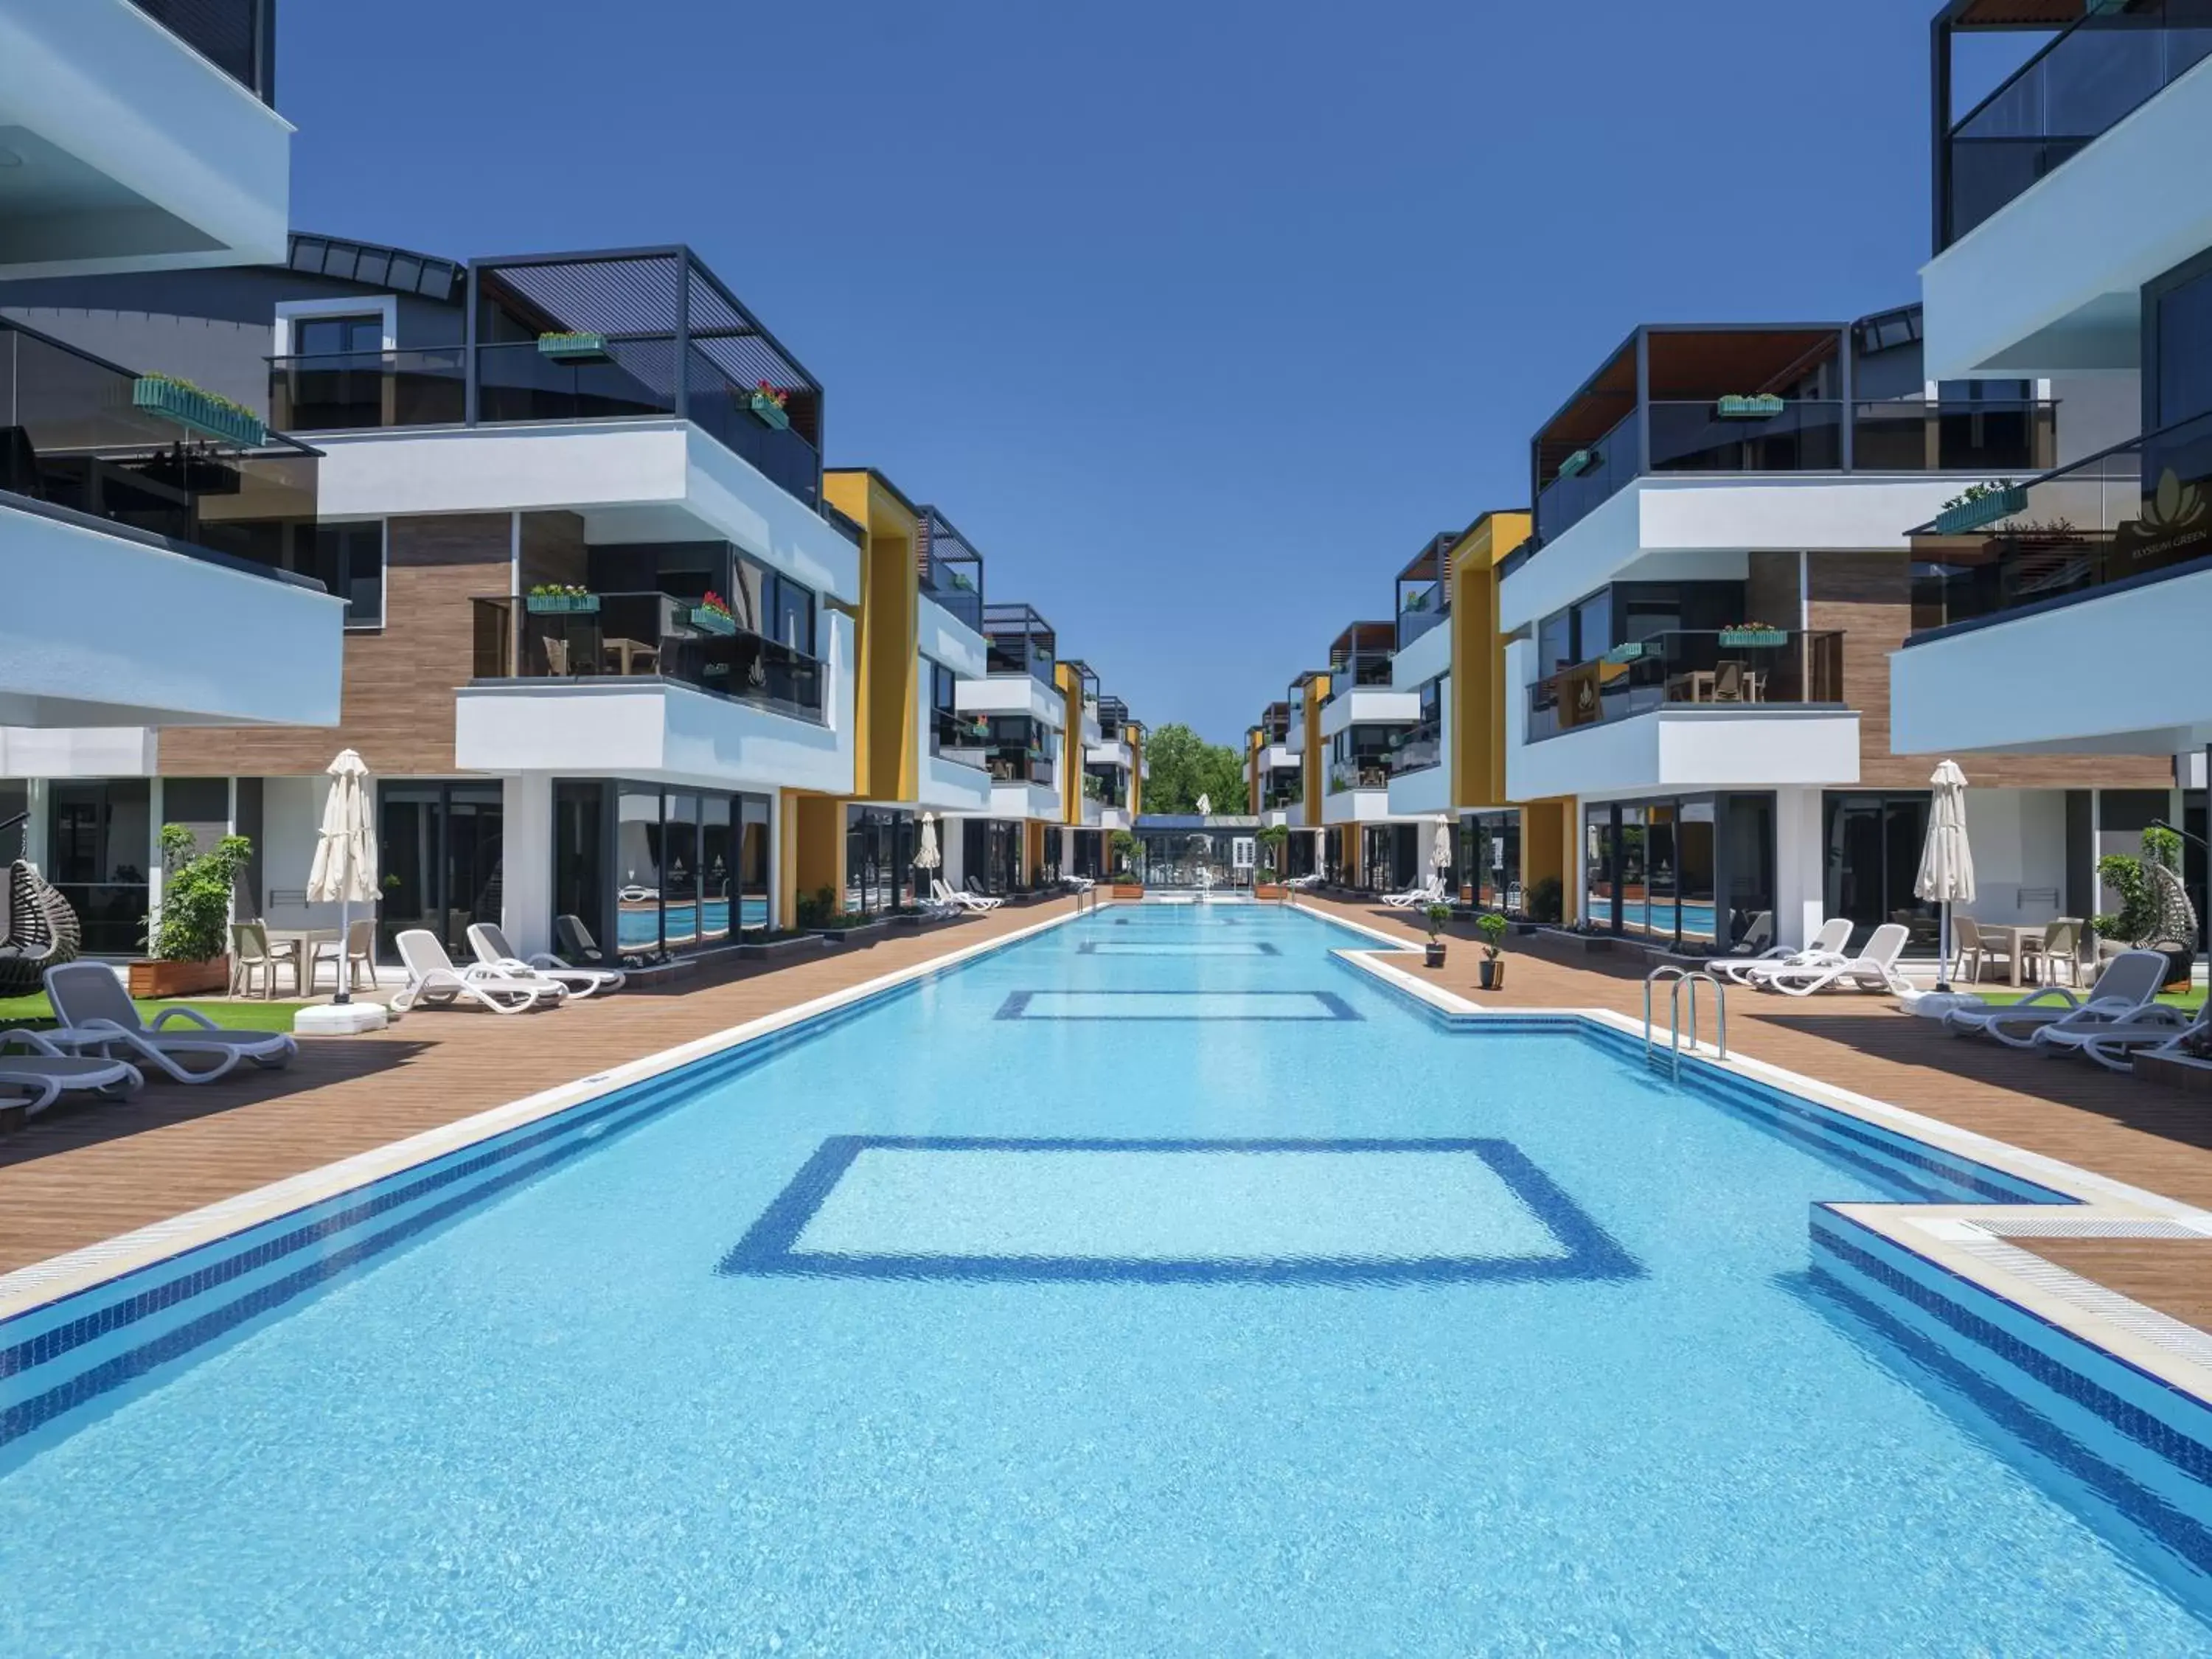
[
  {"x1": 131, "y1": 0, "x2": 271, "y2": 98},
  {"x1": 1852, "y1": 398, "x2": 2058, "y2": 473},
  {"x1": 1647, "y1": 400, "x2": 1844, "y2": 474},
  {"x1": 1536, "y1": 406, "x2": 1641, "y2": 545},
  {"x1": 1324, "y1": 651, "x2": 1395, "y2": 698},
  {"x1": 1328, "y1": 758, "x2": 1394, "y2": 793},
  {"x1": 921, "y1": 550, "x2": 984, "y2": 630},
  {"x1": 1387, "y1": 719, "x2": 1443, "y2": 776},
  {"x1": 985, "y1": 746, "x2": 1054, "y2": 787},
  {"x1": 1, "y1": 318, "x2": 320, "y2": 584},
  {"x1": 1526, "y1": 629, "x2": 1845, "y2": 743},
  {"x1": 1397, "y1": 585, "x2": 1448, "y2": 650},
  {"x1": 268, "y1": 350, "x2": 467, "y2": 431},
  {"x1": 471, "y1": 591, "x2": 823, "y2": 720},
  {"x1": 1908, "y1": 410, "x2": 2212, "y2": 636},
  {"x1": 1943, "y1": 2, "x2": 2212, "y2": 248},
  {"x1": 930, "y1": 707, "x2": 992, "y2": 768}
]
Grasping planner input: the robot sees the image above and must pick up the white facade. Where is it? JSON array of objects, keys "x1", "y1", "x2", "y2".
[
  {"x1": 917, "y1": 597, "x2": 992, "y2": 814},
  {"x1": 1893, "y1": 566, "x2": 2212, "y2": 760},
  {"x1": 1389, "y1": 620, "x2": 1451, "y2": 692},
  {"x1": 0, "y1": 499, "x2": 344, "y2": 731},
  {"x1": 0, "y1": 0, "x2": 291, "y2": 280},
  {"x1": 956, "y1": 672, "x2": 1064, "y2": 730},
  {"x1": 1318, "y1": 686, "x2": 1419, "y2": 738},
  {"x1": 1321, "y1": 786, "x2": 1395, "y2": 827},
  {"x1": 990, "y1": 779, "x2": 1061, "y2": 823},
  {"x1": 1921, "y1": 55, "x2": 2212, "y2": 380}
]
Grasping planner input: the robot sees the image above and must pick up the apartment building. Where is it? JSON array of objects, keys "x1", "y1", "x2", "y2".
[
  {"x1": 1498, "y1": 305, "x2": 2166, "y2": 956},
  {"x1": 0, "y1": 0, "x2": 344, "y2": 950},
  {"x1": 1895, "y1": 0, "x2": 2212, "y2": 924},
  {"x1": 1, "y1": 236, "x2": 860, "y2": 961}
]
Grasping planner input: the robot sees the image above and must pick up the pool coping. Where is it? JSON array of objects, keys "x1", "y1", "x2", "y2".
[
  {"x1": 0, "y1": 900, "x2": 1101, "y2": 1324},
  {"x1": 1330, "y1": 939, "x2": 2212, "y2": 1413}
]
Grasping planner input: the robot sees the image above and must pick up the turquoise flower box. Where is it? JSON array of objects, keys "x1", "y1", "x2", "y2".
[
  {"x1": 1557, "y1": 448, "x2": 1593, "y2": 480},
  {"x1": 538, "y1": 332, "x2": 609, "y2": 363},
  {"x1": 525, "y1": 593, "x2": 599, "y2": 615},
  {"x1": 1716, "y1": 394, "x2": 1786, "y2": 419},
  {"x1": 748, "y1": 392, "x2": 791, "y2": 431},
  {"x1": 131, "y1": 377, "x2": 265, "y2": 449},
  {"x1": 1601, "y1": 641, "x2": 1646, "y2": 665},
  {"x1": 1718, "y1": 627, "x2": 1788, "y2": 649},
  {"x1": 690, "y1": 606, "x2": 737, "y2": 636},
  {"x1": 1933, "y1": 486, "x2": 2028, "y2": 535}
]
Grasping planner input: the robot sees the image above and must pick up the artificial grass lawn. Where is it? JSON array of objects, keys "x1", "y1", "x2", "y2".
[
  {"x1": 0, "y1": 992, "x2": 309, "y2": 1033},
  {"x1": 1964, "y1": 985, "x2": 2205, "y2": 1012}
]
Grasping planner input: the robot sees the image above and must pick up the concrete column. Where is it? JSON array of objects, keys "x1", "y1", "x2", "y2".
[
  {"x1": 146, "y1": 775, "x2": 166, "y2": 941},
  {"x1": 501, "y1": 773, "x2": 554, "y2": 957},
  {"x1": 1773, "y1": 786, "x2": 1823, "y2": 951}
]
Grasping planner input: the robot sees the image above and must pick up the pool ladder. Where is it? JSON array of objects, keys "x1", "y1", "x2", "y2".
[{"x1": 1644, "y1": 967, "x2": 1727, "y2": 1079}]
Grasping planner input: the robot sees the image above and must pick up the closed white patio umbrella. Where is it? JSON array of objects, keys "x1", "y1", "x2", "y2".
[
  {"x1": 914, "y1": 813, "x2": 942, "y2": 872},
  {"x1": 306, "y1": 749, "x2": 378, "y2": 1006},
  {"x1": 1194, "y1": 793, "x2": 1212, "y2": 817},
  {"x1": 1916, "y1": 759, "x2": 1976, "y2": 992},
  {"x1": 1430, "y1": 816, "x2": 1453, "y2": 870}
]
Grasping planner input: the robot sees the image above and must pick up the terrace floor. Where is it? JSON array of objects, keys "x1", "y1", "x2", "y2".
[
  {"x1": 5, "y1": 892, "x2": 2211, "y2": 1343},
  {"x1": 1298, "y1": 893, "x2": 2212, "y2": 1335}
]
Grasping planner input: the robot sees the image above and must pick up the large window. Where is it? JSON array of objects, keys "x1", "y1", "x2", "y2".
[
  {"x1": 1584, "y1": 793, "x2": 1773, "y2": 950},
  {"x1": 307, "y1": 524, "x2": 385, "y2": 628},
  {"x1": 1462, "y1": 811, "x2": 1522, "y2": 912},
  {"x1": 845, "y1": 807, "x2": 915, "y2": 917},
  {"x1": 730, "y1": 552, "x2": 816, "y2": 655},
  {"x1": 49, "y1": 779, "x2": 150, "y2": 956},
  {"x1": 598, "y1": 783, "x2": 767, "y2": 959},
  {"x1": 377, "y1": 781, "x2": 504, "y2": 959},
  {"x1": 1822, "y1": 793, "x2": 1938, "y2": 954},
  {"x1": 2149, "y1": 251, "x2": 2212, "y2": 431},
  {"x1": 553, "y1": 781, "x2": 608, "y2": 955},
  {"x1": 963, "y1": 818, "x2": 1022, "y2": 895}
]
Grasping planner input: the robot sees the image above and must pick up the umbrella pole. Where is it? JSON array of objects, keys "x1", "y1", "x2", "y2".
[
  {"x1": 335, "y1": 895, "x2": 351, "y2": 1005},
  {"x1": 1936, "y1": 902, "x2": 1951, "y2": 995}
]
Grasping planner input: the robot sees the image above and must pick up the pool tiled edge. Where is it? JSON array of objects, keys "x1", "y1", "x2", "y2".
[
  {"x1": 1332, "y1": 944, "x2": 2212, "y2": 1427},
  {"x1": 0, "y1": 902, "x2": 1098, "y2": 1329}
]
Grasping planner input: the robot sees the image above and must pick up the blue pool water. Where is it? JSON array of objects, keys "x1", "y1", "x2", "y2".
[{"x1": 3, "y1": 905, "x2": 2209, "y2": 1653}]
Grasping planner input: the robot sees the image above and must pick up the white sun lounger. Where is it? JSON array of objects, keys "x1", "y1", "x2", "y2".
[
  {"x1": 1756, "y1": 923, "x2": 1913, "y2": 998},
  {"x1": 392, "y1": 930, "x2": 564, "y2": 1015},
  {"x1": 43, "y1": 961, "x2": 296, "y2": 1082},
  {"x1": 1381, "y1": 878, "x2": 1444, "y2": 911},
  {"x1": 1944, "y1": 949, "x2": 2168, "y2": 1047},
  {"x1": 939, "y1": 880, "x2": 1000, "y2": 913},
  {"x1": 2070, "y1": 1000, "x2": 2212, "y2": 1073},
  {"x1": 0, "y1": 1028, "x2": 142, "y2": 1114},
  {"x1": 1711, "y1": 918, "x2": 1853, "y2": 986},
  {"x1": 467, "y1": 922, "x2": 624, "y2": 998}
]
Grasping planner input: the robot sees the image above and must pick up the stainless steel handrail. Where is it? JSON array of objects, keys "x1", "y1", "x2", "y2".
[{"x1": 1644, "y1": 966, "x2": 1728, "y2": 1079}]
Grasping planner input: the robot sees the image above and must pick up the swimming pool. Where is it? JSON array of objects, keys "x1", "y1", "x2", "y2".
[{"x1": 3, "y1": 904, "x2": 2208, "y2": 1652}]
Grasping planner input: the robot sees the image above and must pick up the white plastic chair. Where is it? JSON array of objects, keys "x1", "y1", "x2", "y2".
[
  {"x1": 44, "y1": 961, "x2": 296, "y2": 1082},
  {"x1": 1713, "y1": 918, "x2": 1852, "y2": 987},
  {"x1": 0, "y1": 1027, "x2": 142, "y2": 1113}
]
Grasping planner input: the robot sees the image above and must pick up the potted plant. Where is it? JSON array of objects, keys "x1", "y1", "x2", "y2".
[
  {"x1": 1717, "y1": 620, "x2": 1788, "y2": 648},
  {"x1": 1475, "y1": 912, "x2": 1509, "y2": 989},
  {"x1": 1109, "y1": 830, "x2": 1144, "y2": 898},
  {"x1": 1933, "y1": 479, "x2": 2027, "y2": 536},
  {"x1": 537, "y1": 331, "x2": 611, "y2": 363},
  {"x1": 131, "y1": 374, "x2": 267, "y2": 448},
  {"x1": 1422, "y1": 902, "x2": 1453, "y2": 969},
  {"x1": 1255, "y1": 824, "x2": 1290, "y2": 900},
  {"x1": 748, "y1": 380, "x2": 792, "y2": 430},
  {"x1": 131, "y1": 826, "x2": 251, "y2": 998},
  {"x1": 691, "y1": 589, "x2": 738, "y2": 635},
  {"x1": 525, "y1": 582, "x2": 599, "y2": 614},
  {"x1": 2093, "y1": 826, "x2": 2198, "y2": 992}
]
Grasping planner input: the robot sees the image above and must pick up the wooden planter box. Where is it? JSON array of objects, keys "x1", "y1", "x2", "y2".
[
  {"x1": 1253, "y1": 883, "x2": 1286, "y2": 901},
  {"x1": 1110, "y1": 885, "x2": 1144, "y2": 900},
  {"x1": 126, "y1": 957, "x2": 231, "y2": 998},
  {"x1": 731, "y1": 933, "x2": 824, "y2": 963}
]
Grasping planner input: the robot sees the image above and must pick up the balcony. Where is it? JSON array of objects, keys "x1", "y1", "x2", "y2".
[
  {"x1": 981, "y1": 602, "x2": 1057, "y2": 689},
  {"x1": 1895, "y1": 415, "x2": 2212, "y2": 756},
  {"x1": 470, "y1": 591, "x2": 823, "y2": 722},
  {"x1": 0, "y1": 319, "x2": 340, "y2": 726},
  {"x1": 917, "y1": 507, "x2": 986, "y2": 633},
  {"x1": 1938, "y1": 0, "x2": 2212, "y2": 250},
  {"x1": 1387, "y1": 719, "x2": 1443, "y2": 776},
  {"x1": 1, "y1": 0, "x2": 288, "y2": 281},
  {"x1": 1909, "y1": 410, "x2": 2212, "y2": 634},
  {"x1": 265, "y1": 248, "x2": 825, "y2": 510},
  {"x1": 929, "y1": 707, "x2": 992, "y2": 770},
  {"x1": 1528, "y1": 630, "x2": 1844, "y2": 742}
]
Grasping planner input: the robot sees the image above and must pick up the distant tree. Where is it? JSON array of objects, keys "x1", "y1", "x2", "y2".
[{"x1": 1144, "y1": 723, "x2": 1249, "y2": 815}]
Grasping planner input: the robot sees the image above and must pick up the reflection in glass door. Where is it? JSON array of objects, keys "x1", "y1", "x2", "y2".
[
  {"x1": 48, "y1": 780, "x2": 151, "y2": 955},
  {"x1": 375, "y1": 781, "x2": 504, "y2": 958},
  {"x1": 1823, "y1": 792, "x2": 1936, "y2": 953}
]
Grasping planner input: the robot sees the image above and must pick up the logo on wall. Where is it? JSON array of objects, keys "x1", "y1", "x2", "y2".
[{"x1": 2118, "y1": 466, "x2": 2211, "y2": 570}]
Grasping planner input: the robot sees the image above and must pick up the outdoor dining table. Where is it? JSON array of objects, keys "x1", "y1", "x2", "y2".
[
  {"x1": 1975, "y1": 922, "x2": 2048, "y2": 987},
  {"x1": 260, "y1": 926, "x2": 342, "y2": 998},
  {"x1": 603, "y1": 638, "x2": 659, "y2": 676}
]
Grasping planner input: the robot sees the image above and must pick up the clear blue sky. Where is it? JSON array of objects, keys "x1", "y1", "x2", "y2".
[{"x1": 282, "y1": 0, "x2": 1950, "y2": 746}]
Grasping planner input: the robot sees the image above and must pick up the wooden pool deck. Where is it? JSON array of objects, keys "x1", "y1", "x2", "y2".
[{"x1": 3, "y1": 891, "x2": 2209, "y2": 1343}]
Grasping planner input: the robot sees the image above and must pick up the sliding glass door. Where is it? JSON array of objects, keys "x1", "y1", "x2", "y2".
[{"x1": 377, "y1": 781, "x2": 504, "y2": 959}]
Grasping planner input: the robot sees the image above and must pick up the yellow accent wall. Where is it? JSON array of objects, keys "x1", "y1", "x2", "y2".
[
  {"x1": 1245, "y1": 728, "x2": 1262, "y2": 815},
  {"x1": 1444, "y1": 511, "x2": 1528, "y2": 812},
  {"x1": 1054, "y1": 662, "x2": 1084, "y2": 825},
  {"x1": 1127, "y1": 726, "x2": 1144, "y2": 816},
  {"x1": 1301, "y1": 673, "x2": 1330, "y2": 824},
  {"x1": 824, "y1": 470, "x2": 919, "y2": 805}
]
